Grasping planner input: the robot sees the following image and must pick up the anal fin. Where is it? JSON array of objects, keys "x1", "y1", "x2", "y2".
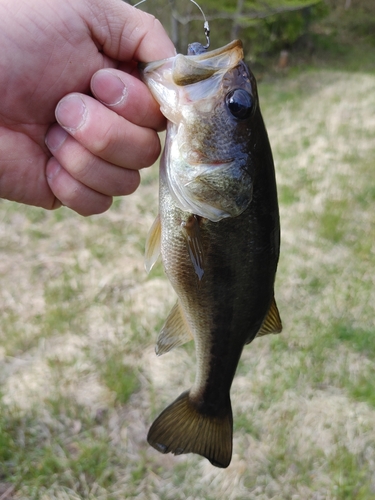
[
  {"x1": 147, "y1": 390, "x2": 233, "y2": 468},
  {"x1": 156, "y1": 301, "x2": 194, "y2": 356},
  {"x1": 254, "y1": 297, "x2": 282, "y2": 339}
]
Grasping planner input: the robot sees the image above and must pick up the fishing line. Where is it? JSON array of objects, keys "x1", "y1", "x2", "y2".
[{"x1": 133, "y1": 0, "x2": 210, "y2": 49}]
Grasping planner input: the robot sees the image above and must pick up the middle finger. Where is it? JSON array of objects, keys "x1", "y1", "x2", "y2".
[{"x1": 55, "y1": 93, "x2": 162, "y2": 170}]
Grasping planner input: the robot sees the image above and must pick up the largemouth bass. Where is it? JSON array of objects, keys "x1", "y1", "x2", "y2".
[{"x1": 141, "y1": 40, "x2": 282, "y2": 468}]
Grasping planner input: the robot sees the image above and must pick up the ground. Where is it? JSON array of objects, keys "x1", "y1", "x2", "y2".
[{"x1": 0, "y1": 62, "x2": 374, "y2": 498}]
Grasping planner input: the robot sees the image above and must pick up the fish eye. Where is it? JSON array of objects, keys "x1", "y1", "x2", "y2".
[{"x1": 226, "y1": 89, "x2": 253, "y2": 120}]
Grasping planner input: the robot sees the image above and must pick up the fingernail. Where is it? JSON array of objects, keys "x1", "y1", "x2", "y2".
[
  {"x1": 91, "y1": 70, "x2": 127, "y2": 106},
  {"x1": 56, "y1": 95, "x2": 87, "y2": 131},
  {"x1": 45, "y1": 124, "x2": 68, "y2": 151}
]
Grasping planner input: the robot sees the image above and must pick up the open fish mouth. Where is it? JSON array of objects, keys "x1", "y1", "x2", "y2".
[
  {"x1": 141, "y1": 39, "x2": 244, "y2": 86},
  {"x1": 171, "y1": 40, "x2": 243, "y2": 86}
]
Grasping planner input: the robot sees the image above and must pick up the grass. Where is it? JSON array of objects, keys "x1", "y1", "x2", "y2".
[
  {"x1": 1, "y1": 38, "x2": 375, "y2": 500},
  {"x1": 99, "y1": 351, "x2": 140, "y2": 405}
]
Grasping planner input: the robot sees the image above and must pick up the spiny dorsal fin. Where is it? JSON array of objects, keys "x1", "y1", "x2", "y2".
[
  {"x1": 255, "y1": 297, "x2": 282, "y2": 338},
  {"x1": 147, "y1": 390, "x2": 233, "y2": 468},
  {"x1": 156, "y1": 301, "x2": 194, "y2": 356},
  {"x1": 145, "y1": 214, "x2": 161, "y2": 274},
  {"x1": 181, "y1": 215, "x2": 204, "y2": 281}
]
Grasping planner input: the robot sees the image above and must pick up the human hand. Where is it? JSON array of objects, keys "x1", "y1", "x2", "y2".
[{"x1": 0, "y1": 0, "x2": 175, "y2": 215}]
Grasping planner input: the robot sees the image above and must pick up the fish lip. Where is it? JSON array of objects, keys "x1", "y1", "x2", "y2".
[
  {"x1": 186, "y1": 39, "x2": 243, "y2": 62},
  {"x1": 139, "y1": 39, "x2": 244, "y2": 84},
  {"x1": 140, "y1": 40, "x2": 242, "y2": 67},
  {"x1": 173, "y1": 41, "x2": 243, "y2": 85}
]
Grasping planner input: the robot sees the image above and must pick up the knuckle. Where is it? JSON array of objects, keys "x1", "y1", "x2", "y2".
[
  {"x1": 52, "y1": 137, "x2": 92, "y2": 180},
  {"x1": 69, "y1": 159, "x2": 91, "y2": 180},
  {"x1": 140, "y1": 132, "x2": 161, "y2": 168},
  {"x1": 66, "y1": 188, "x2": 112, "y2": 216},
  {"x1": 121, "y1": 170, "x2": 140, "y2": 196},
  {"x1": 92, "y1": 122, "x2": 117, "y2": 157}
]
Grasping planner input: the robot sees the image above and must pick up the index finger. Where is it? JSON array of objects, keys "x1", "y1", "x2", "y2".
[{"x1": 90, "y1": 68, "x2": 166, "y2": 131}]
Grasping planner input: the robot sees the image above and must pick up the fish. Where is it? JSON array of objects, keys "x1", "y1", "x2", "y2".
[{"x1": 140, "y1": 39, "x2": 282, "y2": 469}]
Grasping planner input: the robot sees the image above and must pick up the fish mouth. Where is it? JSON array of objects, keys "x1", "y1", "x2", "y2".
[
  {"x1": 141, "y1": 40, "x2": 244, "y2": 87},
  {"x1": 140, "y1": 40, "x2": 246, "y2": 123},
  {"x1": 172, "y1": 40, "x2": 243, "y2": 86}
]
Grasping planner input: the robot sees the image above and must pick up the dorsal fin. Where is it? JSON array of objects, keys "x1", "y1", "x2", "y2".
[
  {"x1": 156, "y1": 301, "x2": 194, "y2": 356},
  {"x1": 255, "y1": 297, "x2": 282, "y2": 339},
  {"x1": 145, "y1": 214, "x2": 161, "y2": 274}
]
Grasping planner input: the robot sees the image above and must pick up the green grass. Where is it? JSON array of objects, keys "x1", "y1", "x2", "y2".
[
  {"x1": 334, "y1": 323, "x2": 375, "y2": 359},
  {"x1": 99, "y1": 352, "x2": 140, "y2": 405},
  {"x1": 0, "y1": 33, "x2": 375, "y2": 499},
  {"x1": 328, "y1": 445, "x2": 374, "y2": 499},
  {"x1": 0, "y1": 398, "x2": 118, "y2": 495}
]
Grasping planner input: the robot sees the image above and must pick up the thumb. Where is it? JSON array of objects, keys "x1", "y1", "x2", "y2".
[{"x1": 84, "y1": 0, "x2": 176, "y2": 62}]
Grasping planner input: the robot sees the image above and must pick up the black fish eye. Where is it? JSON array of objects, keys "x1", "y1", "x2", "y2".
[{"x1": 226, "y1": 89, "x2": 253, "y2": 120}]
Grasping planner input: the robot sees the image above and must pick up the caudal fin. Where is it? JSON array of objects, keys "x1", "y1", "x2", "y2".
[{"x1": 147, "y1": 390, "x2": 233, "y2": 468}]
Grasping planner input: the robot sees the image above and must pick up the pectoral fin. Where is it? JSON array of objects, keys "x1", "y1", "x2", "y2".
[
  {"x1": 181, "y1": 215, "x2": 204, "y2": 281},
  {"x1": 156, "y1": 301, "x2": 194, "y2": 356},
  {"x1": 145, "y1": 214, "x2": 161, "y2": 274},
  {"x1": 254, "y1": 297, "x2": 282, "y2": 339}
]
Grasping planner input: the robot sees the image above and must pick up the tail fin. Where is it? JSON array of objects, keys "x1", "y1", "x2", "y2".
[{"x1": 147, "y1": 390, "x2": 233, "y2": 468}]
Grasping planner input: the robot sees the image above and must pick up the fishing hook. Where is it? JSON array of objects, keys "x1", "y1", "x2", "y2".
[{"x1": 133, "y1": 0, "x2": 210, "y2": 49}]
